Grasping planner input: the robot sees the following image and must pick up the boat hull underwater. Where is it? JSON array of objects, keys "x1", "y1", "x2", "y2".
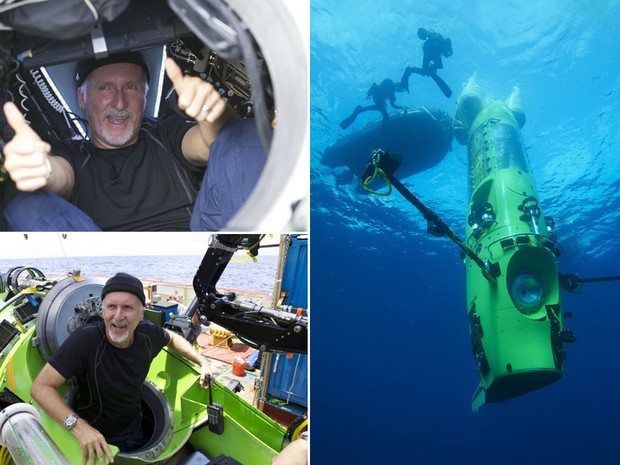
[
  {"x1": 0, "y1": 270, "x2": 288, "y2": 464},
  {"x1": 456, "y1": 89, "x2": 572, "y2": 411},
  {"x1": 322, "y1": 108, "x2": 453, "y2": 181}
]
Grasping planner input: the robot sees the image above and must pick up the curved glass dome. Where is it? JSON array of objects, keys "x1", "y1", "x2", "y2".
[{"x1": 509, "y1": 272, "x2": 544, "y2": 315}]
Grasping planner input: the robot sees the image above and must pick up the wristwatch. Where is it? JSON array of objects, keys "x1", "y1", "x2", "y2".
[{"x1": 63, "y1": 414, "x2": 79, "y2": 430}]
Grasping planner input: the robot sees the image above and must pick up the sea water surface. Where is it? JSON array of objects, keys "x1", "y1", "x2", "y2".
[
  {"x1": 0, "y1": 254, "x2": 279, "y2": 293},
  {"x1": 311, "y1": 1, "x2": 620, "y2": 464}
]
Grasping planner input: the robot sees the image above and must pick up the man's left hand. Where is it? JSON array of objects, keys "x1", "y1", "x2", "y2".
[
  {"x1": 199, "y1": 362, "x2": 212, "y2": 389},
  {"x1": 165, "y1": 57, "x2": 228, "y2": 124}
]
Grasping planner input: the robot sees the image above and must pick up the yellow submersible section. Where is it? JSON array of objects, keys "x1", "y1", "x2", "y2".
[{"x1": 454, "y1": 82, "x2": 573, "y2": 411}]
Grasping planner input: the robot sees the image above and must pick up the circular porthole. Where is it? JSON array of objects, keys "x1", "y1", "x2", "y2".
[{"x1": 509, "y1": 272, "x2": 544, "y2": 315}]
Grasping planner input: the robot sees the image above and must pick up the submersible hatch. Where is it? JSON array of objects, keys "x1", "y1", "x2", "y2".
[{"x1": 454, "y1": 78, "x2": 575, "y2": 411}]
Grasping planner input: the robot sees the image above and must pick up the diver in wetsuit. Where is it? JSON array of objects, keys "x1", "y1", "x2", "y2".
[
  {"x1": 339, "y1": 79, "x2": 406, "y2": 130},
  {"x1": 400, "y1": 27, "x2": 453, "y2": 98}
]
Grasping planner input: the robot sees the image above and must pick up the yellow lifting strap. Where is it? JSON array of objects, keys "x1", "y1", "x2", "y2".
[
  {"x1": 290, "y1": 416, "x2": 309, "y2": 440},
  {"x1": 360, "y1": 149, "x2": 392, "y2": 196},
  {"x1": 230, "y1": 234, "x2": 269, "y2": 263}
]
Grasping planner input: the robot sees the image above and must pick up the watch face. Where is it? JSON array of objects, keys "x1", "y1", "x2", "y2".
[{"x1": 64, "y1": 415, "x2": 77, "y2": 429}]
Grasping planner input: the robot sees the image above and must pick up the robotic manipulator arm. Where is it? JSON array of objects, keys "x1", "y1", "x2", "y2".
[{"x1": 190, "y1": 234, "x2": 308, "y2": 354}]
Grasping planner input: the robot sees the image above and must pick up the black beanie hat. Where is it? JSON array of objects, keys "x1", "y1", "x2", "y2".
[
  {"x1": 75, "y1": 52, "x2": 150, "y2": 87},
  {"x1": 101, "y1": 272, "x2": 146, "y2": 306}
]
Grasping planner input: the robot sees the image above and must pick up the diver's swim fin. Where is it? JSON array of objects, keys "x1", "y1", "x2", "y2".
[
  {"x1": 339, "y1": 106, "x2": 361, "y2": 130},
  {"x1": 400, "y1": 69, "x2": 410, "y2": 93},
  {"x1": 430, "y1": 73, "x2": 453, "y2": 98},
  {"x1": 400, "y1": 67, "x2": 425, "y2": 93},
  {"x1": 339, "y1": 114, "x2": 356, "y2": 130}
]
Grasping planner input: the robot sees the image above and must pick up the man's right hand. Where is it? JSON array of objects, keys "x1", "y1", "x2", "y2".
[
  {"x1": 2, "y1": 101, "x2": 52, "y2": 192},
  {"x1": 71, "y1": 420, "x2": 115, "y2": 465}
]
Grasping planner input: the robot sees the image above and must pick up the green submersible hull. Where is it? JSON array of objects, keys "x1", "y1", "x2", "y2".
[
  {"x1": 458, "y1": 96, "x2": 571, "y2": 411},
  {"x1": 0, "y1": 272, "x2": 286, "y2": 465},
  {"x1": 354, "y1": 81, "x2": 577, "y2": 411}
]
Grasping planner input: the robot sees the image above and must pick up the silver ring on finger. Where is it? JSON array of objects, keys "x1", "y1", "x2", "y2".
[{"x1": 201, "y1": 104, "x2": 211, "y2": 114}]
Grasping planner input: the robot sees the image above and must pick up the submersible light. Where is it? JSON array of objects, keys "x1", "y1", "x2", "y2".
[{"x1": 0, "y1": 403, "x2": 71, "y2": 465}]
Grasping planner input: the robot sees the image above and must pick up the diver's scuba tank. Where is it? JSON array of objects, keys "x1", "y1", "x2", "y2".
[{"x1": 456, "y1": 84, "x2": 573, "y2": 411}]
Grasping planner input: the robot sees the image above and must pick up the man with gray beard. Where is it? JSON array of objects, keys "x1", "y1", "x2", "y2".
[
  {"x1": 1, "y1": 52, "x2": 267, "y2": 230},
  {"x1": 31, "y1": 272, "x2": 212, "y2": 464}
]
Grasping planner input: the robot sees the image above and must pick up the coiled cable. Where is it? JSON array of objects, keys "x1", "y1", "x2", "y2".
[
  {"x1": 13, "y1": 72, "x2": 30, "y2": 124},
  {"x1": 30, "y1": 68, "x2": 64, "y2": 113}
]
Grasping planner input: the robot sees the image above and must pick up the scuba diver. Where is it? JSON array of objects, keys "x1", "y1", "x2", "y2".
[
  {"x1": 339, "y1": 78, "x2": 406, "y2": 130},
  {"x1": 419, "y1": 27, "x2": 453, "y2": 74},
  {"x1": 400, "y1": 27, "x2": 453, "y2": 98}
]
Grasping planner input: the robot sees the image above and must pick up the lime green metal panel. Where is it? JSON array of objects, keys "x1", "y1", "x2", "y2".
[
  {"x1": 214, "y1": 381, "x2": 285, "y2": 451},
  {"x1": 1, "y1": 325, "x2": 43, "y2": 400},
  {"x1": 182, "y1": 363, "x2": 286, "y2": 464},
  {"x1": 467, "y1": 244, "x2": 561, "y2": 388},
  {"x1": 148, "y1": 347, "x2": 285, "y2": 464},
  {"x1": 465, "y1": 100, "x2": 564, "y2": 405},
  {"x1": 189, "y1": 417, "x2": 279, "y2": 465}
]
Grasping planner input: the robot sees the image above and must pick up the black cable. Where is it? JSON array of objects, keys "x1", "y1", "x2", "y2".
[
  {"x1": 578, "y1": 275, "x2": 620, "y2": 284},
  {"x1": 559, "y1": 273, "x2": 620, "y2": 291},
  {"x1": 388, "y1": 174, "x2": 499, "y2": 282},
  {"x1": 203, "y1": 0, "x2": 273, "y2": 151}
]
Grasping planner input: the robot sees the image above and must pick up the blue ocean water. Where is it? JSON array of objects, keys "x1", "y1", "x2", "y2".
[
  {"x1": 311, "y1": 1, "x2": 620, "y2": 464},
  {"x1": 0, "y1": 254, "x2": 278, "y2": 293}
]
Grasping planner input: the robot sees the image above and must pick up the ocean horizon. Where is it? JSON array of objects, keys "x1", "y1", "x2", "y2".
[{"x1": 0, "y1": 254, "x2": 279, "y2": 293}]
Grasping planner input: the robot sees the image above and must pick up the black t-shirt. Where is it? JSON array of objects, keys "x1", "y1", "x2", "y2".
[
  {"x1": 48, "y1": 320, "x2": 170, "y2": 443},
  {"x1": 52, "y1": 116, "x2": 203, "y2": 231}
]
